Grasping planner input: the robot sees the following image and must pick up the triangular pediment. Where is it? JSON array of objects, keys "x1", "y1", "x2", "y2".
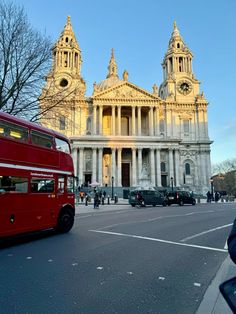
[{"x1": 92, "y1": 81, "x2": 160, "y2": 101}]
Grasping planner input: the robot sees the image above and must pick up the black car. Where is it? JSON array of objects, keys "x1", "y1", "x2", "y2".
[
  {"x1": 166, "y1": 191, "x2": 196, "y2": 206},
  {"x1": 129, "y1": 189, "x2": 167, "y2": 207}
]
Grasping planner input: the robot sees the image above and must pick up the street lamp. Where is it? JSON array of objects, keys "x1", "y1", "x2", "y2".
[
  {"x1": 111, "y1": 176, "x2": 114, "y2": 200},
  {"x1": 170, "y1": 177, "x2": 174, "y2": 191}
]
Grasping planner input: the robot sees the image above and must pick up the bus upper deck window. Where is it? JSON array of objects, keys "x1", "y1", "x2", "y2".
[
  {"x1": 0, "y1": 119, "x2": 28, "y2": 142},
  {"x1": 31, "y1": 130, "x2": 53, "y2": 149},
  {"x1": 55, "y1": 138, "x2": 70, "y2": 154}
]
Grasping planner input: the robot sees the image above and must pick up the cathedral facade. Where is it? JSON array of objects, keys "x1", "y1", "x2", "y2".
[{"x1": 40, "y1": 17, "x2": 212, "y2": 195}]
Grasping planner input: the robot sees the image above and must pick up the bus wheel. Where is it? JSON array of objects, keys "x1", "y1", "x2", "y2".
[{"x1": 56, "y1": 208, "x2": 74, "y2": 233}]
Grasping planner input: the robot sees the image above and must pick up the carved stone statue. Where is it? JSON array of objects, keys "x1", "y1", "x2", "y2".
[
  {"x1": 123, "y1": 70, "x2": 129, "y2": 81},
  {"x1": 152, "y1": 84, "x2": 158, "y2": 95},
  {"x1": 141, "y1": 163, "x2": 149, "y2": 178}
]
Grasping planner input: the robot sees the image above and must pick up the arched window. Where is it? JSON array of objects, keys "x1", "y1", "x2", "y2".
[
  {"x1": 185, "y1": 163, "x2": 191, "y2": 175},
  {"x1": 59, "y1": 116, "x2": 65, "y2": 130}
]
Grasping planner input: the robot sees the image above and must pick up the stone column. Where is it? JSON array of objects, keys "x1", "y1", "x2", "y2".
[
  {"x1": 93, "y1": 105, "x2": 97, "y2": 135},
  {"x1": 155, "y1": 107, "x2": 159, "y2": 136},
  {"x1": 150, "y1": 148, "x2": 155, "y2": 186},
  {"x1": 78, "y1": 148, "x2": 84, "y2": 186},
  {"x1": 117, "y1": 106, "x2": 121, "y2": 135},
  {"x1": 112, "y1": 148, "x2": 116, "y2": 185},
  {"x1": 99, "y1": 105, "x2": 103, "y2": 135},
  {"x1": 169, "y1": 149, "x2": 174, "y2": 186},
  {"x1": 112, "y1": 106, "x2": 116, "y2": 135},
  {"x1": 174, "y1": 150, "x2": 180, "y2": 187},
  {"x1": 149, "y1": 107, "x2": 154, "y2": 136},
  {"x1": 132, "y1": 148, "x2": 137, "y2": 186},
  {"x1": 156, "y1": 149, "x2": 161, "y2": 187},
  {"x1": 138, "y1": 148, "x2": 142, "y2": 182},
  {"x1": 137, "y1": 107, "x2": 141, "y2": 136},
  {"x1": 92, "y1": 148, "x2": 97, "y2": 182},
  {"x1": 132, "y1": 106, "x2": 136, "y2": 135},
  {"x1": 72, "y1": 148, "x2": 78, "y2": 179},
  {"x1": 117, "y1": 148, "x2": 122, "y2": 186},
  {"x1": 98, "y1": 148, "x2": 103, "y2": 185}
]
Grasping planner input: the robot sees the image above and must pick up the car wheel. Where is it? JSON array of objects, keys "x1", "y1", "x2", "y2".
[
  {"x1": 162, "y1": 201, "x2": 167, "y2": 207},
  {"x1": 131, "y1": 204, "x2": 135, "y2": 207},
  {"x1": 179, "y1": 200, "x2": 184, "y2": 206},
  {"x1": 56, "y1": 208, "x2": 74, "y2": 233},
  {"x1": 192, "y1": 200, "x2": 196, "y2": 206}
]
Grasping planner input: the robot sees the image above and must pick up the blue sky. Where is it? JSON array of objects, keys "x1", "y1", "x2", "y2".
[{"x1": 11, "y1": 0, "x2": 236, "y2": 165}]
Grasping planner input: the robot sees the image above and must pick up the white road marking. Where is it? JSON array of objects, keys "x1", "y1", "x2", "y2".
[
  {"x1": 26, "y1": 256, "x2": 32, "y2": 260},
  {"x1": 97, "y1": 266, "x2": 104, "y2": 270},
  {"x1": 224, "y1": 239, "x2": 228, "y2": 250},
  {"x1": 180, "y1": 223, "x2": 233, "y2": 242},
  {"x1": 127, "y1": 272, "x2": 133, "y2": 275},
  {"x1": 194, "y1": 283, "x2": 201, "y2": 287},
  {"x1": 99, "y1": 211, "x2": 216, "y2": 230},
  {"x1": 158, "y1": 277, "x2": 165, "y2": 281},
  {"x1": 48, "y1": 259, "x2": 53, "y2": 262},
  {"x1": 72, "y1": 263, "x2": 78, "y2": 266},
  {"x1": 89, "y1": 230, "x2": 228, "y2": 253}
]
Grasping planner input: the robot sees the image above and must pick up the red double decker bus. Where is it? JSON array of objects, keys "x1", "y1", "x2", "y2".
[{"x1": 0, "y1": 111, "x2": 75, "y2": 238}]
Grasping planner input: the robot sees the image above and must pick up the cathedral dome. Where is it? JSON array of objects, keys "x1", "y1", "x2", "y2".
[{"x1": 96, "y1": 75, "x2": 121, "y2": 92}]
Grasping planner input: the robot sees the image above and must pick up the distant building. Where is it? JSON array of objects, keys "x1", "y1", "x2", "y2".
[{"x1": 40, "y1": 17, "x2": 212, "y2": 194}]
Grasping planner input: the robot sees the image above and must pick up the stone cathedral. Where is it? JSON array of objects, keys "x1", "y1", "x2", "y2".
[{"x1": 40, "y1": 17, "x2": 212, "y2": 195}]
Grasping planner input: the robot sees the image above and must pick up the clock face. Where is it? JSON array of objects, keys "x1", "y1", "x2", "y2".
[{"x1": 177, "y1": 80, "x2": 192, "y2": 95}]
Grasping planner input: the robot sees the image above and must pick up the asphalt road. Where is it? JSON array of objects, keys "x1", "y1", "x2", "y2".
[{"x1": 0, "y1": 202, "x2": 236, "y2": 314}]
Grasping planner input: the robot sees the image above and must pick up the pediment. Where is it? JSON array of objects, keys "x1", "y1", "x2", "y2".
[{"x1": 93, "y1": 82, "x2": 160, "y2": 101}]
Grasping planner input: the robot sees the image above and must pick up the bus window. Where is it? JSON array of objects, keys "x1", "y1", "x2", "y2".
[
  {"x1": 0, "y1": 176, "x2": 28, "y2": 193},
  {"x1": 31, "y1": 130, "x2": 53, "y2": 149},
  {"x1": 55, "y1": 137, "x2": 70, "y2": 153},
  {"x1": 58, "y1": 176, "x2": 65, "y2": 193},
  {"x1": 0, "y1": 119, "x2": 28, "y2": 142},
  {"x1": 31, "y1": 178, "x2": 55, "y2": 193},
  {"x1": 67, "y1": 176, "x2": 74, "y2": 193}
]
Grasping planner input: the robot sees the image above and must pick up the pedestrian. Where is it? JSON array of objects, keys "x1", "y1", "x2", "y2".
[
  {"x1": 215, "y1": 191, "x2": 220, "y2": 203},
  {"x1": 103, "y1": 190, "x2": 106, "y2": 199},
  {"x1": 94, "y1": 192, "x2": 99, "y2": 209},
  {"x1": 206, "y1": 191, "x2": 211, "y2": 203}
]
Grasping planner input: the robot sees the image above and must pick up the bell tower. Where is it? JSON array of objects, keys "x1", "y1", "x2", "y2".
[
  {"x1": 159, "y1": 22, "x2": 200, "y2": 102},
  {"x1": 40, "y1": 16, "x2": 87, "y2": 136},
  {"x1": 41, "y1": 16, "x2": 86, "y2": 100}
]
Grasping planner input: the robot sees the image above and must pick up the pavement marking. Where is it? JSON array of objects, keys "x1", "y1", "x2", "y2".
[
  {"x1": 194, "y1": 283, "x2": 201, "y2": 287},
  {"x1": 180, "y1": 223, "x2": 233, "y2": 242},
  {"x1": 89, "y1": 229, "x2": 228, "y2": 253},
  {"x1": 97, "y1": 266, "x2": 104, "y2": 270},
  {"x1": 98, "y1": 211, "x2": 218, "y2": 230},
  {"x1": 158, "y1": 277, "x2": 165, "y2": 281},
  {"x1": 224, "y1": 239, "x2": 228, "y2": 250}
]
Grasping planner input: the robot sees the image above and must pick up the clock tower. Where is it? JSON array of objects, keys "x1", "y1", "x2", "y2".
[{"x1": 159, "y1": 22, "x2": 200, "y2": 102}]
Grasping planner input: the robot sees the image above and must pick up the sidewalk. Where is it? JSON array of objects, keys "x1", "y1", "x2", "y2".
[{"x1": 75, "y1": 199, "x2": 129, "y2": 214}]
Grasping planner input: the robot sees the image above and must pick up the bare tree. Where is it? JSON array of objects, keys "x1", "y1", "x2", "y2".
[
  {"x1": 212, "y1": 158, "x2": 236, "y2": 196},
  {"x1": 0, "y1": 1, "x2": 52, "y2": 121}
]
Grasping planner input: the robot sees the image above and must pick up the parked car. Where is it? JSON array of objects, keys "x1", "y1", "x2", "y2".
[
  {"x1": 129, "y1": 189, "x2": 167, "y2": 207},
  {"x1": 166, "y1": 190, "x2": 196, "y2": 206}
]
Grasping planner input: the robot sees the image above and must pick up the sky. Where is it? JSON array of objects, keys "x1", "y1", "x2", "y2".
[{"x1": 10, "y1": 0, "x2": 236, "y2": 165}]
